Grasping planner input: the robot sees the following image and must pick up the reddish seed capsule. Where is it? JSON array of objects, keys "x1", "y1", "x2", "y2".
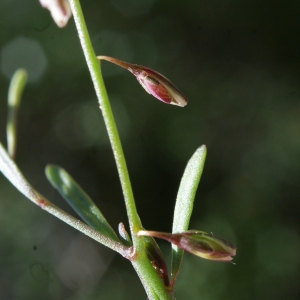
[{"x1": 97, "y1": 56, "x2": 188, "y2": 107}]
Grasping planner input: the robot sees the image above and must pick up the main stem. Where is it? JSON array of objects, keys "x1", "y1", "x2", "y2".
[
  {"x1": 68, "y1": 0, "x2": 141, "y2": 234},
  {"x1": 67, "y1": 1, "x2": 172, "y2": 299}
]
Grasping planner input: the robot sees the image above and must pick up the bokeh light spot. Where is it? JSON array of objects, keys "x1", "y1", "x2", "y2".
[
  {"x1": 54, "y1": 99, "x2": 130, "y2": 149},
  {"x1": 54, "y1": 101, "x2": 108, "y2": 148},
  {"x1": 1, "y1": 37, "x2": 47, "y2": 83},
  {"x1": 57, "y1": 235, "x2": 113, "y2": 291}
]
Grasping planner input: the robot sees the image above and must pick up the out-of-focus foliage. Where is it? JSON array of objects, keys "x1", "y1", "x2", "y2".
[{"x1": 0, "y1": 0, "x2": 300, "y2": 299}]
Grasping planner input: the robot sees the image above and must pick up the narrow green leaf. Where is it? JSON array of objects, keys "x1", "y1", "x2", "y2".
[
  {"x1": 7, "y1": 69, "x2": 27, "y2": 159},
  {"x1": 171, "y1": 145, "x2": 207, "y2": 284},
  {"x1": 45, "y1": 165, "x2": 120, "y2": 242}
]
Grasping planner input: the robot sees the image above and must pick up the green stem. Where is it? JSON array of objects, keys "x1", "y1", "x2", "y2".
[
  {"x1": 68, "y1": 0, "x2": 141, "y2": 234},
  {"x1": 67, "y1": 1, "x2": 172, "y2": 299}
]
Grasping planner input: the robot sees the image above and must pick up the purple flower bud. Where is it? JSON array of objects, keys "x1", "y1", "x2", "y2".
[
  {"x1": 97, "y1": 56, "x2": 188, "y2": 107},
  {"x1": 137, "y1": 230, "x2": 236, "y2": 262}
]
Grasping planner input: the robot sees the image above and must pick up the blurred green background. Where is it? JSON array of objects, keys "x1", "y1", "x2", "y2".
[{"x1": 1, "y1": 0, "x2": 300, "y2": 299}]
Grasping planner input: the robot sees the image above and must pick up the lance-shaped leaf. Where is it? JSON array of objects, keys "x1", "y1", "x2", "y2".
[
  {"x1": 171, "y1": 146, "x2": 207, "y2": 284},
  {"x1": 97, "y1": 56, "x2": 188, "y2": 107},
  {"x1": 45, "y1": 165, "x2": 120, "y2": 242},
  {"x1": 7, "y1": 69, "x2": 27, "y2": 159}
]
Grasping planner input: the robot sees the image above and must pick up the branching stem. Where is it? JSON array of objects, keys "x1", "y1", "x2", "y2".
[{"x1": 67, "y1": 1, "x2": 173, "y2": 299}]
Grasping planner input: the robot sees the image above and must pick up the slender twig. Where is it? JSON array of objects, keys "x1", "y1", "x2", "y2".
[{"x1": 0, "y1": 142, "x2": 131, "y2": 257}]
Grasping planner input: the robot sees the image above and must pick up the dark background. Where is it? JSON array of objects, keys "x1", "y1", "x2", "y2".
[{"x1": 1, "y1": 0, "x2": 300, "y2": 299}]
